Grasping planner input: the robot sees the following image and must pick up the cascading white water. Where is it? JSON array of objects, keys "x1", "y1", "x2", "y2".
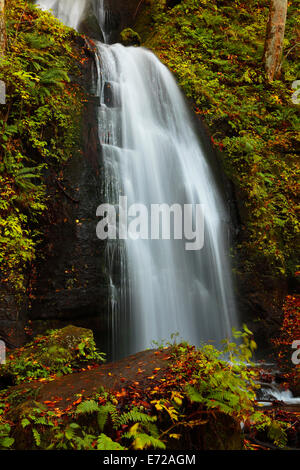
[
  {"x1": 37, "y1": 0, "x2": 110, "y2": 42},
  {"x1": 97, "y1": 44, "x2": 238, "y2": 357},
  {"x1": 36, "y1": 0, "x2": 90, "y2": 30},
  {"x1": 97, "y1": 0, "x2": 109, "y2": 43},
  {"x1": 36, "y1": 1, "x2": 239, "y2": 358}
]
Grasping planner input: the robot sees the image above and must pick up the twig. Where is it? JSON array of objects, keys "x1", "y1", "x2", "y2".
[
  {"x1": 56, "y1": 179, "x2": 80, "y2": 203},
  {"x1": 245, "y1": 435, "x2": 300, "y2": 451},
  {"x1": 159, "y1": 410, "x2": 211, "y2": 440},
  {"x1": 284, "y1": 42, "x2": 300, "y2": 59},
  {"x1": 134, "y1": 0, "x2": 145, "y2": 19}
]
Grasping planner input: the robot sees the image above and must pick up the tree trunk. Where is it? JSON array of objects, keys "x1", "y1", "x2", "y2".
[
  {"x1": 0, "y1": 0, "x2": 5, "y2": 60},
  {"x1": 263, "y1": 0, "x2": 288, "y2": 81}
]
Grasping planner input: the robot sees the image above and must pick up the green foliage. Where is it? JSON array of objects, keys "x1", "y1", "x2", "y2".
[
  {"x1": 120, "y1": 28, "x2": 141, "y2": 46},
  {"x1": 170, "y1": 327, "x2": 258, "y2": 421},
  {"x1": 124, "y1": 424, "x2": 166, "y2": 450},
  {"x1": 0, "y1": 329, "x2": 290, "y2": 450},
  {"x1": 32, "y1": 427, "x2": 41, "y2": 446},
  {"x1": 158, "y1": 327, "x2": 287, "y2": 447},
  {"x1": 0, "y1": 0, "x2": 83, "y2": 292},
  {"x1": 96, "y1": 434, "x2": 125, "y2": 450},
  {"x1": 2, "y1": 396, "x2": 163, "y2": 450},
  {"x1": 75, "y1": 399, "x2": 100, "y2": 415},
  {"x1": 0, "y1": 423, "x2": 15, "y2": 449},
  {"x1": 56, "y1": 397, "x2": 162, "y2": 450},
  {"x1": 138, "y1": 0, "x2": 299, "y2": 279}
]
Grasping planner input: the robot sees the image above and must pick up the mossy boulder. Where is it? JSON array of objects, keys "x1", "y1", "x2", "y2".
[
  {"x1": 120, "y1": 28, "x2": 141, "y2": 46},
  {"x1": 0, "y1": 326, "x2": 104, "y2": 385}
]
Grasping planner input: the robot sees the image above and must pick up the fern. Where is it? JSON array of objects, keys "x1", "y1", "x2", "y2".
[
  {"x1": 185, "y1": 384, "x2": 205, "y2": 403},
  {"x1": 39, "y1": 68, "x2": 70, "y2": 87},
  {"x1": 97, "y1": 434, "x2": 125, "y2": 450},
  {"x1": 0, "y1": 423, "x2": 14, "y2": 449},
  {"x1": 64, "y1": 423, "x2": 80, "y2": 441},
  {"x1": 15, "y1": 166, "x2": 41, "y2": 177},
  {"x1": 74, "y1": 432, "x2": 95, "y2": 450},
  {"x1": 23, "y1": 32, "x2": 54, "y2": 50},
  {"x1": 75, "y1": 400, "x2": 99, "y2": 415},
  {"x1": 133, "y1": 433, "x2": 165, "y2": 450},
  {"x1": 95, "y1": 401, "x2": 157, "y2": 434},
  {"x1": 97, "y1": 402, "x2": 117, "y2": 431},
  {"x1": 124, "y1": 424, "x2": 165, "y2": 450},
  {"x1": 32, "y1": 428, "x2": 41, "y2": 447},
  {"x1": 123, "y1": 418, "x2": 165, "y2": 450},
  {"x1": 115, "y1": 409, "x2": 157, "y2": 429}
]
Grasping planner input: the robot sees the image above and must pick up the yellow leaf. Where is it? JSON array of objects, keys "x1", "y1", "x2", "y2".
[
  {"x1": 129, "y1": 423, "x2": 139, "y2": 435},
  {"x1": 173, "y1": 396, "x2": 182, "y2": 406}
]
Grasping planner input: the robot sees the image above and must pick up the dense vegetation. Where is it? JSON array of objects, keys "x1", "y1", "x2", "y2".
[
  {"x1": 0, "y1": 0, "x2": 299, "y2": 452},
  {"x1": 0, "y1": 326, "x2": 293, "y2": 450},
  {"x1": 0, "y1": 0, "x2": 83, "y2": 293},
  {"x1": 135, "y1": 0, "x2": 299, "y2": 280}
]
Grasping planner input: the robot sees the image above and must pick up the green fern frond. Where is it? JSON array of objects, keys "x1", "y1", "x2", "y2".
[
  {"x1": 15, "y1": 166, "x2": 38, "y2": 176},
  {"x1": 75, "y1": 400, "x2": 99, "y2": 415},
  {"x1": 127, "y1": 432, "x2": 165, "y2": 450},
  {"x1": 97, "y1": 403, "x2": 117, "y2": 431},
  {"x1": 39, "y1": 68, "x2": 70, "y2": 87},
  {"x1": 116, "y1": 409, "x2": 157, "y2": 428},
  {"x1": 96, "y1": 434, "x2": 125, "y2": 450},
  {"x1": 32, "y1": 428, "x2": 41, "y2": 447},
  {"x1": 185, "y1": 385, "x2": 205, "y2": 403},
  {"x1": 23, "y1": 32, "x2": 54, "y2": 50}
]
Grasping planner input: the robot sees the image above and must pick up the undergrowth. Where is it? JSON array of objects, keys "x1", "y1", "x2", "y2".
[
  {"x1": 0, "y1": 0, "x2": 84, "y2": 293},
  {"x1": 137, "y1": 0, "x2": 299, "y2": 279}
]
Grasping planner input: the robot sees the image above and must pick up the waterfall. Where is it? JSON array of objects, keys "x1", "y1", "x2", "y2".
[
  {"x1": 97, "y1": 44, "x2": 238, "y2": 357},
  {"x1": 97, "y1": 0, "x2": 109, "y2": 43},
  {"x1": 36, "y1": 0, "x2": 90, "y2": 30},
  {"x1": 36, "y1": 0, "x2": 111, "y2": 42},
  {"x1": 36, "y1": 1, "x2": 239, "y2": 359}
]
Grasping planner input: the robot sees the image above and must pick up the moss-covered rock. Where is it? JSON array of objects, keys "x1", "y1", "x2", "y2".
[
  {"x1": 0, "y1": 326, "x2": 104, "y2": 385},
  {"x1": 120, "y1": 28, "x2": 141, "y2": 46}
]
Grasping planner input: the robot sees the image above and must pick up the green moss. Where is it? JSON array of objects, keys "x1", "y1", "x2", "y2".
[
  {"x1": 136, "y1": 0, "x2": 299, "y2": 280},
  {"x1": 120, "y1": 28, "x2": 141, "y2": 46},
  {"x1": 0, "y1": 325, "x2": 105, "y2": 384},
  {"x1": 0, "y1": 0, "x2": 84, "y2": 293}
]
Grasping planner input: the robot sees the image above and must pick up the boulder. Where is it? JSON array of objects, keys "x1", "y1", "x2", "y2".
[
  {"x1": 0, "y1": 326, "x2": 103, "y2": 386},
  {"x1": 120, "y1": 27, "x2": 141, "y2": 46}
]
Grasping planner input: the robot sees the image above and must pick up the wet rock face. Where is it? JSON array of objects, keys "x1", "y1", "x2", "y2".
[
  {"x1": 0, "y1": 2, "x2": 144, "y2": 350},
  {"x1": 0, "y1": 291, "x2": 27, "y2": 348},
  {"x1": 27, "y1": 39, "x2": 110, "y2": 347},
  {"x1": 79, "y1": 12, "x2": 104, "y2": 41},
  {"x1": 95, "y1": 0, "x2": 142, "y2": 43}
]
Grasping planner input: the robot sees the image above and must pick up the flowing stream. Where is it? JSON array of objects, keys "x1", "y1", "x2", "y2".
[{"x1": 36, "y1": 1, "x2": 239, "y2": 359}]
